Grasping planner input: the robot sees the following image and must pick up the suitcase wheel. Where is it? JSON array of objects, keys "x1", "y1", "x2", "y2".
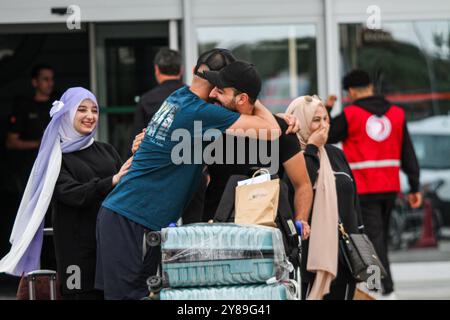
[
  {"x1": 146, "y1": 231, "x2": 161, "y2": 247},
  {"x1": 147, "y1": 275, "x2": 162, "y2": 293}
]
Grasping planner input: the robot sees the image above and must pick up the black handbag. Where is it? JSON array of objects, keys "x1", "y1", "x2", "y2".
[{"x1": 338, "y1": 220, "x2": 387, "y2": 282}]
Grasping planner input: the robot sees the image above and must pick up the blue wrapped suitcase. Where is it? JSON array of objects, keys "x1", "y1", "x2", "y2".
[
  {"x1": 159, "y1": 283, "x2": 295, "y2": 300},
  {"x1": 159, "y1": 223, "x2": 291, "y2": 288}
]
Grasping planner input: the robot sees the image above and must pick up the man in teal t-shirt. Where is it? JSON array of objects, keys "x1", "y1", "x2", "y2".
[{"x1": 95, "y1": 50, "x2": 281, "y2": 300}]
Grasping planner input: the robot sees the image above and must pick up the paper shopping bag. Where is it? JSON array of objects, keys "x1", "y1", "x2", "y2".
[{"x1": 235, "y1": 178, "x2": 280, "y2": 228}]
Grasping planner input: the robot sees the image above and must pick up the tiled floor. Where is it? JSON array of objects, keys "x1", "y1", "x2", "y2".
[{"x1": 1, "y1": 240, "x2": 450, "y2": 300}]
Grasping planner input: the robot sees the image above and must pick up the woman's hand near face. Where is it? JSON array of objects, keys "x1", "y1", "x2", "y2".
[
  {"x1": 307, "y1": 125, "x2": 329, "y2": 148},
  {"x1": 112, "y1": 156, "x2": 133, "y2": 186},
  {"x1": 308, "y1": 104, "x2": 329, "y2": 147}
]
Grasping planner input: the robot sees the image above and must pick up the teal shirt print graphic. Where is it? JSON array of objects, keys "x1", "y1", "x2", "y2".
[{"x1": 147, "y1": 100, "x2": 179, "y2": 146}]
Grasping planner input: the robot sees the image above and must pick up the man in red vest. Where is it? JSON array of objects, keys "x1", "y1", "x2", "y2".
[{"x1": 327, "y1": 70, "x2": 422, "y2": 299}]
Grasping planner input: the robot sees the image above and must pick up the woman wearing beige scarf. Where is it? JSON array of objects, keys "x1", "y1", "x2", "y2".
[{"x1": 286, "y1": 95, "x2": 363, "y2": 300}]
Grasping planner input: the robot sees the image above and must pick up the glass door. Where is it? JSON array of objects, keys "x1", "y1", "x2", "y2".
[
  {"x1": 95, "y1": 21, "x2": 173, "y2": 158},
  {"x1": 197, "y1": 24, "x2": 318, "y2": 114}
]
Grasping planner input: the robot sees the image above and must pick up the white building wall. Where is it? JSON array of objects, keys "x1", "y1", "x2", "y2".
[
  {"x1": 191, "y1": 0, "x2": 322, "y2": 25},
  {"x1": 0, "y1": 0, "x2": 182, "y2": 24},
  {"x1": 333, "y1": 0, "x2": 450, "y2": 21}
]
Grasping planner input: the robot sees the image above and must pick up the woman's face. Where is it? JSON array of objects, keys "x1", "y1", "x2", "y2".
[
  {"x1": 73, "y1": 99, "x2": 98, "y2": 135},
  {"x1": 309, "y1": 105, "x2": 329, "y2": 133}
]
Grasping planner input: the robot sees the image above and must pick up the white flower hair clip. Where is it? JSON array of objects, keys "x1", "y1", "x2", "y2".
[{"x1": 50, "y1": 100, "x2": 64, "y2": 117}]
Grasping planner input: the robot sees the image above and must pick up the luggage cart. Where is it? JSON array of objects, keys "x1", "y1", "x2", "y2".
[{"x1": 144, "y1": 223, "x2": 302, "y2": 300}]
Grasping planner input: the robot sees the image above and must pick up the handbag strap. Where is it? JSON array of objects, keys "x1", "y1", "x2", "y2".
[{"x1": 338, "y1": 217, "x2": 350, "y2": 240}]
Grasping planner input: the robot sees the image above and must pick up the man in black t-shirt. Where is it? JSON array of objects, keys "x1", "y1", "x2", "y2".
[
  {"x1": 203, "y1": 116, "x2": 307, "y2": 217},
  {"x1": 6, "y1": 64, "x2": 56, "y2": 192},
  {"x1": 201, "y1": 62, "x2": 313, "y2": 236},
  {"x1": 4, "y1": 64, "x2": 57, "y2": 269}
]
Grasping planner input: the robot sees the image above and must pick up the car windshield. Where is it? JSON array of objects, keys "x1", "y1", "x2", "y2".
[{"x1": 411, "y1": 134, "x2": 450, "y2": 170}]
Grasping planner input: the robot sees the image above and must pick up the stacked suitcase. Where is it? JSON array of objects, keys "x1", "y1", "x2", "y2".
[{"x1": 146, "y1": 223, "x2": 299, "y2": 300}]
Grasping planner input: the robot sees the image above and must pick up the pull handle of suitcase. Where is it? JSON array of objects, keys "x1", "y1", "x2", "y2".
[
  {"x1": 43, "y1": 228, "x2": 53, "y2": 236},
  {"x1": 27, "y1": 270, "x2": 57, "y2": 300}
]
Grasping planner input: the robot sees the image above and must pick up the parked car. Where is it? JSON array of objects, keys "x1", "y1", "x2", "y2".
[
  {"x1": 390, "y1": 179, "x2": 444, "y2": 250},
  {"x1": 392, "y1": 115, "x2": 450, "y2": 249},
  {"x1": 403, "y1": 115, "x2": 450, "y2": 226}
]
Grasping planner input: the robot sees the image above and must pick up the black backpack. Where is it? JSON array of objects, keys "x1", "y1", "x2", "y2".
[{"x1": 213, "y1": 173, "x2": 302, "y2": 269}]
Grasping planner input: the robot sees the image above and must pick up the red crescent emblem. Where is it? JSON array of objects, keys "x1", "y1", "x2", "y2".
[{"x1": 366, "y1": 115, "x2": 392, "y2": 142}]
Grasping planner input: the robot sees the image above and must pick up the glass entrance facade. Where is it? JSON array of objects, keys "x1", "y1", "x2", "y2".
[{"x1": 197, "y1": 24, "x2": 318, "y2": 113}]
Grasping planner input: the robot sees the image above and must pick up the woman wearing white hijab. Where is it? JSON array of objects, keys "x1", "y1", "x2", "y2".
[
  {"x1": 0, "y1": 87, "x2": 131, "y2": 300},
  {"x1": 285, "y1": 95, "x2": 364, "y2": 300}
]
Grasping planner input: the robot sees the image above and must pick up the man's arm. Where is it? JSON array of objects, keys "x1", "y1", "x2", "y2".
[
  {"x1": 401, "y1": 123, "x2": 420, "y2": 193},
  {"x1": 283, "y1": 152, "x2": 313, "y2": 223},
  {"x1": 326, "y1": 108, "x2": 348, "y2": 144},
  {"x1": 6, "y1": 101, "x2": 40, "y2": 150},
  {"x1": 6, "y1": 133, "x2": 40, "y2": 150},
  {"x1": 226, "y1": 100, "x2": 281, "y2": 140},
  {"x1": 401, "y1": 122, "x2": 422, "y2": 208}
]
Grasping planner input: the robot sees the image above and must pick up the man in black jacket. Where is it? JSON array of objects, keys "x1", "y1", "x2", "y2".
[
  {"x1": 201, "y1": 62, "x2": 313, "y2": 236},
  {"x1": 132, "y1": 48, "x2": 184, "y2": 136},
  {"x1": 326, "y1": 70, "x2": 422, "y2": 298}
]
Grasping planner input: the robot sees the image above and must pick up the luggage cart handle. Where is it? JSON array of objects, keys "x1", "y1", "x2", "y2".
[
  {"x1": 294, "y1": 221, "x2": 303, "y2": 238},
  {"x1": 27, "y1": 270, "x2": 57, "y2": 277},
  {"x1": 27, "y1": 270, "x2": 57, "y2": 300},
  {"x1": 294, "y1": 221, "x2": 303, "y2": 300}
]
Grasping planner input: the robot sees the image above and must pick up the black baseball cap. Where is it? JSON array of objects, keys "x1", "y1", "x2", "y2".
[
  {"x1": 194, "y1": 48, "x2": 236, "y2": 75},
  {"x1": 342, "y1": 69, "x2": 372, "y2": 90},
  {"x1": 201, "y1": 60, "x2": 262, "y2": 100}
]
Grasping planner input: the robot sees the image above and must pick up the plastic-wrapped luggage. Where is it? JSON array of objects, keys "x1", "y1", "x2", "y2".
[
  {"x1": 155, "y1": 223, "x2": 292, "y2": 288},
  {"x1": 159, "y1": 283, "x2": 296, "y2": 300}
]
